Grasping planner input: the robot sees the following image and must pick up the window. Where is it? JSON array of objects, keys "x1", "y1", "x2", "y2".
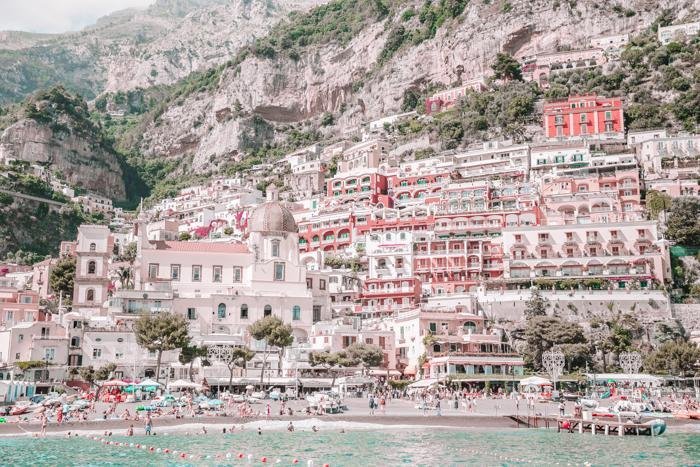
[
  {"x1": 18, "y1": 334, "x2": 24, "y2": 342},
  {"x1": 306, "y1": 278, "x2": 313, "y2": 289},
  {"x1": 274, "y1": 262, "x2": 285, "y2": 281},
  {"x1": 89, "y1": 243, "x2": 96, "y2": 252},
  {"x1": 580, "y1": 114, "x2": 587, "y2": 123},
  {"x1": 554, "y1": 156, "x2": 565, "y2": 163},
  {"x1": 88, "y1": 261, "x2": 96, "y2": 274},
  {"x1": 233, "y1": 267, "x2": 242, "y2": 283},
  {"x1": 217, "y1": 303, "x2": 226, "y2": 319},
  {"x1": 93, "y1": 348, "x2": 102, "y2": 358},
  {"x1": 148, "y1": 263, "x2": 158, "y2": 279},
  {"x1": 187, "y1": 308, "x2": 196, "y2": 320},
  {"x1": 264, "y1": 305, "x2": 272, "y2": 317},
  {"x1": 240, "y1": 304, "x2": 249, "y2": 319},
  {"x1": 313, "y1": 305, "x2": 322, "y2": 323},
  {"x1": 171, "y1": 265, "x2": 181, "y2": 281},
  {"x1": 213, "y1": 265, "x2": 222, "y2": 283},
  {"x1": 292, "y1": 305, "x2": 301, "y2": 321},
  {"x1": 319, "y1": 279, "x2": 326, "y2": 290},
  {"x1": 192, "y1": 265, "x2": 202, "y2": 281},
  {"x1": 580, "y1": 124, "x2": 587, "y2": 135},
  {"x1": 44, "y1": 348, "x2": 55, "y2": 360},
  {"x1": 70, "y1": 337, "x2": 80, "y2": 348},
  {"x1": 271, "y1": 240, "x2": 280, "y2": 258},
  {"x1": 86, "y1": 289, "x2": 95, "y2": 302},
  {"x1": 537, "y1": 158, "x2": 547, "y2": 165},
  {"x1": 605, "y1": 122, "x2": 614, "y2": 132}
]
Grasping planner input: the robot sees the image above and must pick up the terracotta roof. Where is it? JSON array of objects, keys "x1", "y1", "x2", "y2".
[{"x1": 154, "y1": 241, "x2": 250, "y2": 253}]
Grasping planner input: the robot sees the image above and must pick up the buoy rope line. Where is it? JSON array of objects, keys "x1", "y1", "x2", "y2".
[
  {"x1": 89, "y1": 436, "x2": 330, "y2": 466},
  {"x1": 455, "y1": 447, "x2": 595, "y2": 466}
]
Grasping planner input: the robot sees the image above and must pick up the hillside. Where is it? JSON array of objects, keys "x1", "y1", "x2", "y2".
[
  {"x1": 0, "y1": 87, "x2": 129, "y2": 201},
  {"x1": 0, "y1": 0, "x2": 326, "y2": 104},
  {"x1": 128, "y1": 0, "x2": 698, "y2": 174}
]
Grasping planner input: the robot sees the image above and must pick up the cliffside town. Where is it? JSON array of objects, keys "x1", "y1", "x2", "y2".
[{"x1": 0, "y1": 1, "x2": 699, "y2": 390}]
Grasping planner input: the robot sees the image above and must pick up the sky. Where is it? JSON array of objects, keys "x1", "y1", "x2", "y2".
[{"x1": 0, "y1": 0, "x2": 155, "y2": 34}]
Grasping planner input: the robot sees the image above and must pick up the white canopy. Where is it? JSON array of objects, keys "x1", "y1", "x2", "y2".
[
  {"x1": 406, "y1": 378, "x2": 442, "y2": 390},
  {"x1": 136, "y1": 379, "x2": 162, "y2": 387},
  {"x1": 167, "y1": 379, "x2": 203, "y2": 390},
  {"x1": 519, "y1": 376, "x2": 553, "y2": 387},
  {"x1": 585, "y1": 373, "x2": 665, "y2": 385}
]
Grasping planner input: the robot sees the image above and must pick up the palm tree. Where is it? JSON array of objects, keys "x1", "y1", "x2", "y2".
[
  {"x1": 116, "y1": 266, "x2": 133, "y2": 289},
  {"x1": 179, "y1": 345, "x2": 208, "y2": 381}
]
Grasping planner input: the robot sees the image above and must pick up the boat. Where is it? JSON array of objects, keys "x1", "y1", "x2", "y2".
[{"x1": 639, "y1": 419, "x2": 666, "y2": 436}]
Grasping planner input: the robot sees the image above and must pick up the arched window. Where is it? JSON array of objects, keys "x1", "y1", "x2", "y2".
[
  {"x1": 240, "y1": 304, "x2": 248, "y2": 319},
  {"x1": 86, "y1": 289, "x2": 95, "y2": 302},
  {"x1": 463, "y1": 321, "x2": 477, "y2": 333},
  {"x1": 264, "y1": 305, "x2": 272, "y2": 317},
  {"x1": 89, "y1": 243, "x2": 96, "y2": 252},
  {"x1": 292, "y1": 305, "x2": 301, "y2": 321},
  {"x1": 271, "y1": 239, "x2": 280, "y2": 257},
  {"x1": 217, "y1": 303, "x2": 227, "y2": 319},
  {"x1": 385, "y1": 233, "x2": 392, "y2": 241},
  {"x1": 88, "y1": 261, "x2": 96, "y2": 274}
]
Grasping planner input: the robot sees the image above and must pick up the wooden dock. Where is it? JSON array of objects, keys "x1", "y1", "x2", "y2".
[{"x1": 507, "y1": 415, "x2": 663, "y2": 436}]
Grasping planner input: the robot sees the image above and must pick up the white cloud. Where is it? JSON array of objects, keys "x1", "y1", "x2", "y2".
[{"x1": 0, "y1": 0, "x2": 156, "y2": 34}]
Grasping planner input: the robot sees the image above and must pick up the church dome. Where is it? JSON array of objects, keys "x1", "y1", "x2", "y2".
[{"x1": 248, "y1": 185, "x2": 298, "y2": 234}]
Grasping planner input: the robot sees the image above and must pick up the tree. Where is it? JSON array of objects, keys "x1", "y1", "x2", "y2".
[
  {"x1": 644, "y1": 340, "x2": 700, "y2": 375},
  {"x1": 522, "y1": 316, "x2": 587, "y2": 371},
  {"x1": 94, "y1": 363, "x2": 117, "y2": 381},
  {"x1": 345, "y1": 343, "x2": 384, "y2": 372},
  {"x1": 179, "y1": 344, "x2": 208, "y2": 381},
  {"x1": 492, "y1": 53, "x2": 523, "y2": 81},
  {"x1": 134, "y1": 313, "x2": 190, "y2": 382},
  {"x1": 118, "y1": 242, "x2": 137, "y2": 263},
  {"x1": 524, "y1": 288, "x2": 549, "y2": 318},
  {"x1": 249, "y1": 316, "x2": 294, "y2": 384},
  {"x1": 645, "y1": 190, "x2": 672, "y2": 219},
  {"x1": 49, "y1": 256, "x2": 76, "y2": 302},
  {"x1": 666, "y1": 197, "x2": 700, "y2": 246},
  {"x1": 116, "y1": 266, "x2": 134, "y2": 289},
  {"x1": 207, "y1": 345, "x2": 255, "y2": 389},
  {"x1": 655, "y1": 320, "x2": 687, "y2": 344},
  {"x1": 178, "y1": 232, "x2": 192, "y2": 241},
  {"x1": 401, "y1": 88, "x2": 420, "y2": 111},
  {"x1": 310, "y1": 350, "x2": 356, "y2": 386},
  {"x1": 320, "y1": 112, "x2": 334, "y2": 126}
]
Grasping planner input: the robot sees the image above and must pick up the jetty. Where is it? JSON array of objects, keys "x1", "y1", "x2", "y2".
[{"x1": 507, "y1": 415, "x2": 666, "y2": 436}]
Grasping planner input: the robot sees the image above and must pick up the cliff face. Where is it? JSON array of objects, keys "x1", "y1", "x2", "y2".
[
  {"x1": 0, "y1": 0, "x2": 327, "y2": 104},
  {"x1": 0, "y1": 88, "x2": 128, "y2": 200},
  {"x1": 0, "y1": 119, "x2": 126, "y2": 200},
  {"x1": 137, "y1": 0, "x2": 691, "y2": 172}
]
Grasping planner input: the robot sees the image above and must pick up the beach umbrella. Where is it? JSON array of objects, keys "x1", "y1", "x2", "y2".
[
  {"x1": 102, "y1": 379, "x2": 129, "y2": 387},
  {"x1": 137, "y1": 379, "x2": 163, "y2": 388}
]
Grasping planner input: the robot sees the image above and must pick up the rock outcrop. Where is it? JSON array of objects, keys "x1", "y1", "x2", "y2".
[{"x1": 0, "y1": 119, "x2": 127, "y2": 200}]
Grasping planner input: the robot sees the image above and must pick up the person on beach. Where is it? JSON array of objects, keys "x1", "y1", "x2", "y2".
[
  {"x1": 312, "y1": 425, "x2": 318, "y2": 433},
  {"x1": 266, "y1": 403, "x2": 271, "y2": 418},
  {"x1": 379, "y1": 396, "x2": 386, "y2": 415},
  {"x1": 435, "y1": 399, "x2": 441, "y2": 416},
  {"x1": 559, "y1": 402, "x2": 565, "y2": 417},
  {"x1": 287, "y1": 422, "x2": 295, "y2": 432},
  {"x1": 127, "y1": 425, "x2": 134, "y2": 437},
  {"x1": 40, "y1": 413, "x2": 47, "y2": 437},
  {"x1": 145, "y1": 413, "x2": 152, "y2": 436},
  {"x1": 56, "y1": 407, "x2": 63, "y2": 425},
  {"x1": 368, "y1": 395, "x2": 375, "y2": 415}
]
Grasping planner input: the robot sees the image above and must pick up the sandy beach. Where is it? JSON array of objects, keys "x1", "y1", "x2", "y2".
[{"x1": 2, "y1": 397, "x2": 698, "y2": 438}]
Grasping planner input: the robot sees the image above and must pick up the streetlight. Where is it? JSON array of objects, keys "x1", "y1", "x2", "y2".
[
  {"x1": 619, "y1": 351, "x2": 642, "y2": 375},
  {"x1": 542, "y1": 348, "x2": 565, "y2": 393}
]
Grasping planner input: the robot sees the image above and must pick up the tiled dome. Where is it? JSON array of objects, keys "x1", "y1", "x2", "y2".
[
  {"x1": 248, "y1": 185, "x2": 298, "y2": 234},
  {"x1": 249, "y1": 201, "x2": 298, "y2": 234}
]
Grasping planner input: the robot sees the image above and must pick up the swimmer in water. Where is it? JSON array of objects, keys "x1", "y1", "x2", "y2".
[
  {"x1": 312, "y1": 426, "x2": 318, "y2": 432},
  {"x1": 257, "y1": 427, "x2": 262, "y2": 435}
]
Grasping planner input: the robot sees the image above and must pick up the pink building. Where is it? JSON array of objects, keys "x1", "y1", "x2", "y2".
[
  {"x1": 543, "y1": 95, "x2": 624, "y2": 141},
  {"x1": 424, "y1": 79, "x2": 488, "y2": 115},
  {"x1": 310, "y1": 319, "x2": 396, "y2": 370},
  {"x1": 0, "y1": 287, "x2": 45, "y2": 329},
  {"x1": 502, "y1": 220, "x2": 671, "y2": 288},
  {"x1": 539, "y1": 170, "x2": 644, "y2": 225}
]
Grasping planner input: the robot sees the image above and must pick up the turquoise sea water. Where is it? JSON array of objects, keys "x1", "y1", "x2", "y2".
[{"x1": 0, "y1": 428, "x2": 698, "y2": 466}]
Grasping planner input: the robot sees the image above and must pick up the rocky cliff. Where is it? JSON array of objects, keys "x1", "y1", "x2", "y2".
[
  {"x1": 0, "y1": 0, "x2": 327, "y2": 104},
  {"x1": 136, "y1": 0, "x2": 696, "y2": 172},
  {"x1": 0, "y1": 88, "x2": 127, "y2": 200}
]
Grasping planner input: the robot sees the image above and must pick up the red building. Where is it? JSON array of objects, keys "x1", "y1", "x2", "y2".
[
  {"x1": 543, "y1": 95, "x2": 624, "y2": 140},
  {"x1": 326, "y1": 172, "x2": 390, "y2": 207},
  {"x1": 357, "y1": 277, "x2": 422, "y2": 317}
]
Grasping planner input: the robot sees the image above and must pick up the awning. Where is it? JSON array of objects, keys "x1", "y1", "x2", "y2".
[
  {"x1": 519, "y1": 376, "x2": 552, "y2": 387},
  {"x1": 406, "y1": 378, "x2": 442, "y2": 389}
]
